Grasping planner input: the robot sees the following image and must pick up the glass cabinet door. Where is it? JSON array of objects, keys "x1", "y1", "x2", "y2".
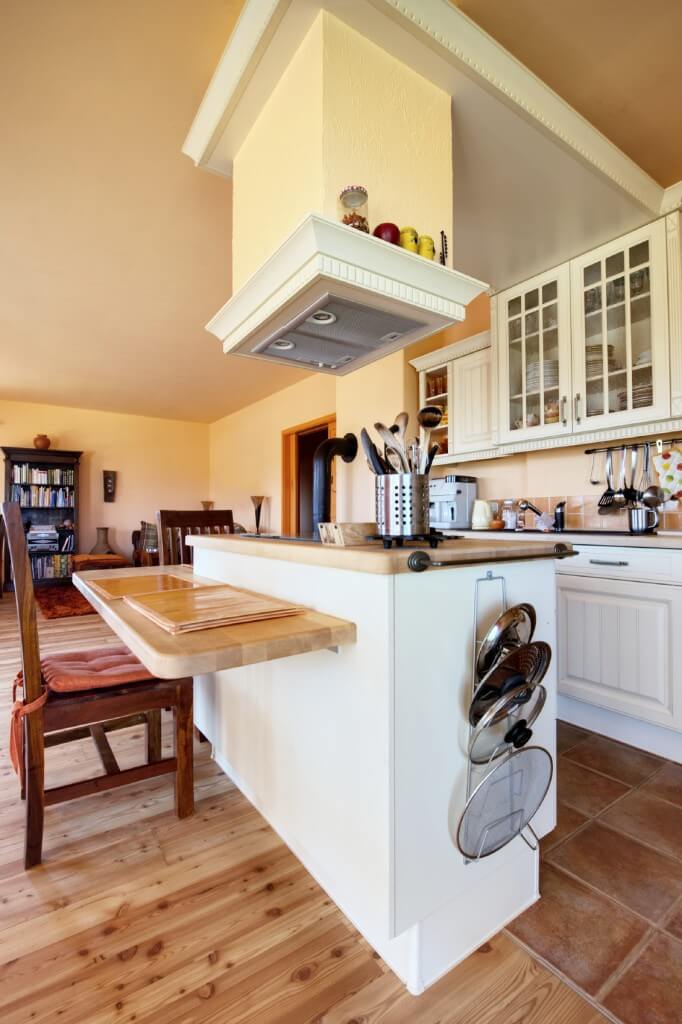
[
  {"x1": 572, "y1": 219, "x2": 669, "y2": 430},
  {"x1": 500, "y1": 266, "x2": 570, "y2": 441}
]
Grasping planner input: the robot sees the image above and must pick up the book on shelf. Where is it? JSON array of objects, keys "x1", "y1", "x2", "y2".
[
  {"x1": 11, "y1": 464, "x2": 75, "y2": 486},
  {"x1": 10, "y1": 483, "x2": 74, "y2": 507}
]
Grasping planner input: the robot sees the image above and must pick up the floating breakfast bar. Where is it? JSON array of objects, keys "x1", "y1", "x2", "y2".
[{"x1": 74, "y1": 535, "x2": 572, "y2": 995}]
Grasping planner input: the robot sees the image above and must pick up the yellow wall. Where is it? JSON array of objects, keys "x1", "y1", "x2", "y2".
[
  {"x1": 0, "y1": 400, "x2": 209, "y2": 558},
  {"x1": 209, "y1": 375, "x2": 336, "y2": 534},
  {"x1": 321, "y1": 13, "x2": 453, "y2": 251},
  {"x1": 231, "y1": 15, "x2": 324, "y2": 289}
]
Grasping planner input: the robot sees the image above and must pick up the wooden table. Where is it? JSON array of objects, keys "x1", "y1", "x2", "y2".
[{"x1": 73, "y1": 565, "x2": 356, "y2": 678}]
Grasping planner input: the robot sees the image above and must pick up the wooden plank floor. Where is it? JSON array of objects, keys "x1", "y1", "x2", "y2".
[{"x1": 0, "y1": 597, "x2": 606, "y2": 1023}]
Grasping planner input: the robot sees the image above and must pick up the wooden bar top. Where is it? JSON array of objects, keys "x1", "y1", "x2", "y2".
[
  {"x1": 187, "y1": 533, "x2": 574, "y2": 574},
  {"x1": 73, "y1": 566, "x2": 356, "y2": 679}
]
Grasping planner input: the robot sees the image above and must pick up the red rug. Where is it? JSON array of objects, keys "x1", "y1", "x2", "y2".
[{"x1": 34, "y1": 583, "x2": 96, "y2": 619}]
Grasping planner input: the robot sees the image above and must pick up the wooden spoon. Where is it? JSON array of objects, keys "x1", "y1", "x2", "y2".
[{"x1": 417, "y1": 405, "x2": 443, "y2": 456}]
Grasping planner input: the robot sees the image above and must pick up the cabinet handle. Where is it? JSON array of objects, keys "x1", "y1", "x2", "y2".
[
  {"x1": 588, "y1": 559, "x2": 629, "y2": 567},
  {"x1": 561, "y1": 395, "x2": 568, "y2": 426},
  {"x1": 574, "y1": 392, "x2": 582, "y2": 423}
]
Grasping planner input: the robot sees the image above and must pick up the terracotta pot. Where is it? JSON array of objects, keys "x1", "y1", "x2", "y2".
[
  {"x1": 33, "y1": 434, "x2": 51, "y2": 450},
  {"x1": 201, "y1": 500, "x2": 214, "y2": 511},
  {"x1": 90, "y1": 527, "x2": 115, "y2": 555}
]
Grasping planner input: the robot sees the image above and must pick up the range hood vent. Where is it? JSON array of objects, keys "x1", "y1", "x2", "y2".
[{"x1": 207, "y1": 215, "x2": 488, "y2": 375}]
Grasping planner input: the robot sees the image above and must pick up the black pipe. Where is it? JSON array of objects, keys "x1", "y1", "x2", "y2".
[{"x1": 312, "y1": 433, "x2": 358, "y2": 538}]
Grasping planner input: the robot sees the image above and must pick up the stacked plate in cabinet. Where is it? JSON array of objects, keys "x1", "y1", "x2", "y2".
[
  {"x1": 525, "y1": 360, "x2": 558, "y2": 392},
  {"x1": 457, "y1": 604, "x2": 553, "y2": 861}
]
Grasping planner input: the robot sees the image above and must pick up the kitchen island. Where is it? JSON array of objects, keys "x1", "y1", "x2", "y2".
[{"x1": 185, "y1": 534, "x2": 570, "y2": 995}]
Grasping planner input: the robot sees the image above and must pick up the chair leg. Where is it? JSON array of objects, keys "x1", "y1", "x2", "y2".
[
  {"x1": 24, "y1": 713, "x2": 45, "y2": 869},
  {"x1": 145, "y1": 709, "x2": 162, "y2": 763},
  {"x1": 173, "y1": 680, "x2": 194, "y2": 819}
]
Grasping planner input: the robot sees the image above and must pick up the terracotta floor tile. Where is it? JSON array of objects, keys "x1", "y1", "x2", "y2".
[
  {"x1": 507, "y1": 863, "x2": 648, "y2": 995},
  {"x1": 640, "y1": 762, "x2": 682, "y2": 808},
  {"x1": 542, "y1": 801, "x2": 590, "y2": 856},
  {"x1": 548, "y1": 821, "x2": 682, "y2": 922},
  {"x1": 665, "y1": 902, "x2": 682, "y2": 940},
  {"x1": 558, "y1": 758, "x2": 630, "y2": 817},
  {"x1": 603, "y1": 931, "x2": 682, "y2": 1024},
  {"x1": 557, "y1": 720, "x2": 591, "y2": 755},
  {"x1": 600, "y1": 789, "x2": 682, "y2": 861},
  {"x1": 563, "y1": 735, "x2": 663, "y2": 786}
]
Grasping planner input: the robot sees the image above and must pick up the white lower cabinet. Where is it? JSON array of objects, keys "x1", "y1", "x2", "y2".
[{"x1": 557, "y1": 572, "x2": 682, "y2": 732}]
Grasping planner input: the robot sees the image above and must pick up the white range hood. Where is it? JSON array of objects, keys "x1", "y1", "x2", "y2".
[{"x1": 207, "y1": 215, "x2": 488, "y2": 374}]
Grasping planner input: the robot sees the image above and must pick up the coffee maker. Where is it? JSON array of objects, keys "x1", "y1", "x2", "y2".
[{"x1": 429, "y1": 476, "x2": 477, "y2": 530}]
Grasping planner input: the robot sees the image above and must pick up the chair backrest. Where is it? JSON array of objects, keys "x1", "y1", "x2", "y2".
[
  {"x1": 0, "y1": 503, "x2": 42, "y2": 701},
  {"x1": 156, "y1": 509, "x2": 234, "y2": 566}
]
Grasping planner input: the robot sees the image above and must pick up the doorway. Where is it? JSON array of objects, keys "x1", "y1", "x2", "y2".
[{"x1": 282, "y1": 415, "x2": 336, "y2": 537}]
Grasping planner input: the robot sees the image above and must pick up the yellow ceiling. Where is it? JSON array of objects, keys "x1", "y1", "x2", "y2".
[
  {"x1": 453, "y1": 0, "x2": 682, "y2": 187},
  {"x1": 0, "y1": 0, "x2": 306, "y2": 423}
]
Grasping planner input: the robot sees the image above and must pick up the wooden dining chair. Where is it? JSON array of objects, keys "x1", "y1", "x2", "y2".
[
  {"x1": 1, "y1": 501, "x2": 194, "y2": 869},
  {"x1": 156, "y1": 509, "x2": 234, "y2": 566}
]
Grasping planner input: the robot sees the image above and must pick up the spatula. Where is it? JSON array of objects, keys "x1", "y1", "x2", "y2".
[{"x1": 598, "y1": 450, "x2": 616, "y2": 511}]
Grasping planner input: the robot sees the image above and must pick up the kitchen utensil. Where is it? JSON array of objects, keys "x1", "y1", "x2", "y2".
[
  {"x1": 471, "y1": 641, "x2": 551, "y2": 725},
  {"x1": 374, "y1": 422, "x2": 410, "y2": 473},
  {"x1": 408, "y1": 440, "x2": 421, "y2": 474},
  {"x1": 612, "y1": 447, "x2": 628, "y2": 508},
  {"x1": 598, "y1": 450, "x2": 616, "y2": 511},
  {"x1": 360, "y1": 428, "x2": 385, "y2": 475},
  {"x1": 628, "y1": 505, "x2": 659, "y2": 534},
  {"x1": 423, "y1": 443, "x2": 440, "y2": 474},
  {"x1": 393, "y1": 411, "x2": 409, "y2": 450},
  {"x1": 639, "y1": 442, "x2": 664, "y2": 507},
  {"x1": 456, "y1": 746, "x2": 553, "y2": 859},
  {"x1": 375, "y1": 473, "x2": 429, "y2": 537},
  {"x1": 468, "y1": 684, "x2": 547, "y2": 765},
  {"x1": 624, "y1": 446, "x2": 640, "y2": 506},
  {"x1": 417, "y1": 405, "x2": 444, "y2": 455},
  {"x1": 476, "y1": 603, "x2": 537, "y2": 679},
  {"x1": 589, "y1": 451, "x2": 601, "y2": 486}
]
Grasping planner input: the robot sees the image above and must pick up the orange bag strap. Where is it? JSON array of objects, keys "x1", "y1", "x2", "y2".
[{"x1": 10, "y1": 674, "x2": 48, "y2": 789}]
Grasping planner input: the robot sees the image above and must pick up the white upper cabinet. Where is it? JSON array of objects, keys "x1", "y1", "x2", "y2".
[
  {"x1": 496, "y1": 266, "x2": 572, "y2": 444},
  {"x1": 450, "y1": 346, "x2": 494, "y2": 455},
  {"x1": 569, "y1": 219, "x2": 669, "y2": 432},
  {"x1": 411, "y1": 332, "x2": 494, "y2": 462}
]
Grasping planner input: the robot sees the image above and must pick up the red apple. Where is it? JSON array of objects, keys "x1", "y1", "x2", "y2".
[{"x1": 373, "y1": 222, "x2": 400, "y2": 245}]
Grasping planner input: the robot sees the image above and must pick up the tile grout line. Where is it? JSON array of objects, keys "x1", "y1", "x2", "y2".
[
  {"x1": 503, "y1": 928, "x2": 625, "y2": 1024},
  {"x1": 595, "y1": 924, "x2": 657, "y2": 1005},
  {"x1": 544, "y1": 858, "x2": 678, "y2": 933}
]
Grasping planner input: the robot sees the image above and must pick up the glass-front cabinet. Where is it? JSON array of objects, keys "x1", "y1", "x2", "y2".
[
  {"x1": 570, "y1": 219, "x2": 669, "y2": 431},
  {"x1": 497, "y1": 266, "x2": 572, "y2": 443}
]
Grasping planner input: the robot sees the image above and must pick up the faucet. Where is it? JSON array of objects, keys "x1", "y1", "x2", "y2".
[{"x1": 518, "y1": 499, "x2": 566, "y2": 532}]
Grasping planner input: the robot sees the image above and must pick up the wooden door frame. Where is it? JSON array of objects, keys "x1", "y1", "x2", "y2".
[{"x1": 281, "y1": 414, "x2": 336, "y2": 536}]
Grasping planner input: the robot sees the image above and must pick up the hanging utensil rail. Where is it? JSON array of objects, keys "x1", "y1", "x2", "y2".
[{"x1": 584, "y1": 438, "x2": 682, "y2": 456}]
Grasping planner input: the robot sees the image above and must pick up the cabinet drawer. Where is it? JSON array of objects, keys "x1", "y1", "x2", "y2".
[
  {"x1": 556, "y1": 545, "x2": 682, "y2": 583},
  {"x1": 557, "y1": 574, "x2": 682, "y2": 730}
]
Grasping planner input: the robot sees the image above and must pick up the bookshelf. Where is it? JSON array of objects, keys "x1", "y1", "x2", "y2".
[{"x1": 2, "y1": 446, "x2": 82, "y2": 588}]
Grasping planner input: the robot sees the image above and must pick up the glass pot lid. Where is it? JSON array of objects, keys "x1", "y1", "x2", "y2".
[
  {"x1": 457, "y1": 745, "x2": 553, "y2": 860},
  {"x1": 476, "y1": 603, "x2": 537, "y2": 680},
  {"x1": 469, "y1": 684, "x2": 547, "y2": 765},
  {"x1": 470, "y1": 641, "x2": 551, "y2": 728}
]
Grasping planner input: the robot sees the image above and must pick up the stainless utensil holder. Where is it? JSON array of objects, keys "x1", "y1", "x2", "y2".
[{"x1": 375, "y1": 473, "x2": 429, "y2": 537}]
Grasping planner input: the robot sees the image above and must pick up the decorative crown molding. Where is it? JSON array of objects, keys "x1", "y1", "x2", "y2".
[{"x1": 183, "y1": 0, "x2": 665, "y2": 214}]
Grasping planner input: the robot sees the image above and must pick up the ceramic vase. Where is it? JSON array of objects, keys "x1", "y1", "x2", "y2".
[
  {"x1": 33, "y1": 434, "x2": 51, "y2": 450},
  {"x1": 90, "y1": 527, "x2": 114, "y2": 554}
]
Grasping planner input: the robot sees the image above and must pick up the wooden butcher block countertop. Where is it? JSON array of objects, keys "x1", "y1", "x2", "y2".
[
  {"x1": 188, "y1": 533, "x2": 574, "y2": 574},
  {"x1": 73, "y1": 566, "x2": 356, "y2": 679}
]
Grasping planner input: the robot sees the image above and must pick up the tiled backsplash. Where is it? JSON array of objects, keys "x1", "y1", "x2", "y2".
[{"x1": 487, "y1": 494, "x2": 682, "y2": 532}]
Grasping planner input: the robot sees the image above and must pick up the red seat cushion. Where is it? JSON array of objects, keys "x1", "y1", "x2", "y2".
[{"x1": 41, "y1": 644, "x2": 154, "y2": 693}]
